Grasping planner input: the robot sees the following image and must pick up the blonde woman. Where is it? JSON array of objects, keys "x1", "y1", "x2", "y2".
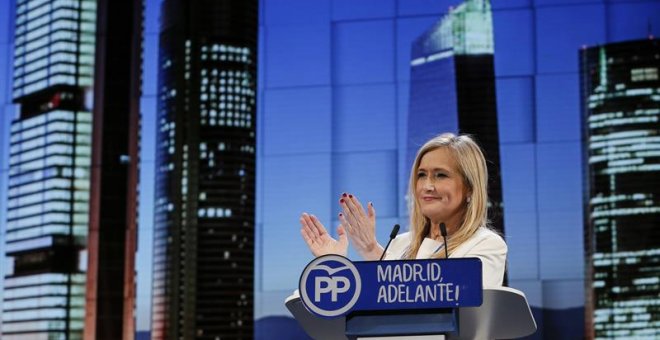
[{"x1": 300, "y1": 133, "x2": 507, "y2": 288}]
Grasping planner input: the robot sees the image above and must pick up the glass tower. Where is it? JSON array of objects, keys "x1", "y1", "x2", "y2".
[
  {"x1": 581, "y1": 39, "x2": 660, "y2": 338},
  {"x1": 82, "y1": 0, "x2": 142, "y2": 339},
  {"x1": 407, "y1": 0, "x2": 504, "y2": 235},
  {"x1": 151, "y1": 1, "x2": 258, "y2": 339},
  {"x1": 2, "y1": 0, "x2": 96, "y2": 338}
]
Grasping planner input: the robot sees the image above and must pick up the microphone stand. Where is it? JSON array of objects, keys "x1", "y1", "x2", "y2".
[{"x1": 439, "y1": 222, "x2": 449, "y2": 259}]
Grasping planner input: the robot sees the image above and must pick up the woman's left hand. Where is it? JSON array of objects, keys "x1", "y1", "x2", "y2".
[{"x1": 339, "y1": 193, "x2": 383, "y2": 260}]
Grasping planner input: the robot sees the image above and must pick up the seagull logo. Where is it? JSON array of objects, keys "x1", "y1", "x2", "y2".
[
  {"x1": 311, "y1": 264, "x2": 351, "y2": 276},
  {"x1": 299, "y1": 255, "x2": 362, "y2": 317}
]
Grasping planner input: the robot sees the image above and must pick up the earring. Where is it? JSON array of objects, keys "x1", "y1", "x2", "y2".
[{"x1": 466, "y1": 197, "x2": 471, "y2": 203}]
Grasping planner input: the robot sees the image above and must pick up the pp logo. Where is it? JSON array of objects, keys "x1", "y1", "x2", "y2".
[{"x1": 299, "y1": 255, "x2": 361, "y2": 317}]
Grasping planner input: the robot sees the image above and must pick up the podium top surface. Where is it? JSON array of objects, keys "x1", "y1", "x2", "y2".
[{"x1": 286, "y1": 287, "x2": 537, "y2": 340}]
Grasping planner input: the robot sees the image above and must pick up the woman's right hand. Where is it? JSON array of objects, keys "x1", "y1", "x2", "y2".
[
  {"x1": 339, "y1": 193, "x2": 384, "y2": 260},
  {"x1": 300, "y1": 213, "x2": 348, "y2": 257}
]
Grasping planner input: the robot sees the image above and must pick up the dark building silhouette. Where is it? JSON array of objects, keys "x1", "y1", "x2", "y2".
[
  {"x1": 151, "y1": 1, "x2": 257, "y2": 339},
  {"x1": 84, "y1": 0, "x2": 142, "y2": 339},
  {"x1": 407, "y1": 0, "x2": 504, "y2": 235},
  {"x1": 581, "y1": 39, "x2": 660, "y2": 338}
]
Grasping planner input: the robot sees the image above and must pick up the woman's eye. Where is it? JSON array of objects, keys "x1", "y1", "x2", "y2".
[
  {"x1": 435, "y1": 173, "x2": 447, "y2": 178},
  {"x1": 417, "y1": 172, "x2": 426, "y2": 178}
]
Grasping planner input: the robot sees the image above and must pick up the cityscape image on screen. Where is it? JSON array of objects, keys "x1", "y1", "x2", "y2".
[{"x1": 0, "y1": 0, "x2": 657, "y2": 339}]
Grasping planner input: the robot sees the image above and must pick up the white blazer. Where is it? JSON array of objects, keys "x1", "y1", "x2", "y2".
[{"x1": 383, "y1": 227, "x2": 507, "y2": 288}]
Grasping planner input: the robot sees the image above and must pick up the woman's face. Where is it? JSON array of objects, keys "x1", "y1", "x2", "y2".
[{"x1": 415, "y1": 147, "x2": 470, "y2": 228}]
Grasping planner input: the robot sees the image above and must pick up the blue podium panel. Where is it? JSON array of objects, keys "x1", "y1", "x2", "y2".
[
  {"x1": 299, "y1": 255, "x2": 483, "y2": 318},
  {"x1": 346, "y1": 310, "x2": 457, "y2": 338}
]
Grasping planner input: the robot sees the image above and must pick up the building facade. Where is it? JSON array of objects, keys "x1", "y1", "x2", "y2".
[
  {"x1": 2, "y1": 0, "x2": 97, "y2": 338},
  {"x1": 83, "y1": 0, "x2": 142, "y2": 339},
  {"x1": 2, "y1": 0, "x2": 142, "y2": 339},
  {"x1": 151, "y1": 0, "x2": 258, "y2": 338},
  {"x1": 407, "y1": 0, "x2": 504, "y2": 235},
  {"x1": 581, "y1": 39, "x2": 660, "y2": 338}
]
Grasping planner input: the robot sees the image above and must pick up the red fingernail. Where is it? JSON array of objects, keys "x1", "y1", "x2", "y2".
[
  {"x1": 348, "y1": 194, "x2": 353, "y2": 198},
  {"x1": 342, "y1": 193, "x2": 347, "y2": 197},
  {"x1": 340, "y1": 198, "x2": 345, "y2": 203},
  {"x1": 339, "y1": 213, "x2": 343, "y2": 217}
]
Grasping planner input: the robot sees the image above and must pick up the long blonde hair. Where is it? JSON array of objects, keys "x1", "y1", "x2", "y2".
[{"x1": 405, "y1": 133, "x2": 490, "y2": 259}]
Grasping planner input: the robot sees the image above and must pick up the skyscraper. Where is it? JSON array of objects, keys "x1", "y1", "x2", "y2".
[
  {"x1": 2, "y1": 0, "x2": 97, "y2": 338},
  {"x1": 151, "y1": 1, "x2": 258, "y2": 339},
  {"x1": 407, "y1": 0, "x2": 504, "y2": 235},
  {"x1": 581, "y1": 39, "x2": 660, "y2": 338},
  {"x1": 83, "y1": 0, "x2": 142, "y2": 339},
  {"x1": 2, "y1": 0, "x2": 142, "y2": 338}
]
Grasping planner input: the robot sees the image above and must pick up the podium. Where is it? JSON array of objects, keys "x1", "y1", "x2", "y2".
[
  {"x1": 286, "y1": 255, "x2": 536, "y2": 339},
  {"x1": 286, "y1": 286, "x2": 537, "y2": 339}
]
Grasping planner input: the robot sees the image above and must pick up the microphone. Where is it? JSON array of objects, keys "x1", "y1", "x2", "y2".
[
  {"x1": 379, "y1": 224, "x2": 401, "y2": 261},
  {"x1": 439, "y1": 223, "x2": 449, "y2": 258}
]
